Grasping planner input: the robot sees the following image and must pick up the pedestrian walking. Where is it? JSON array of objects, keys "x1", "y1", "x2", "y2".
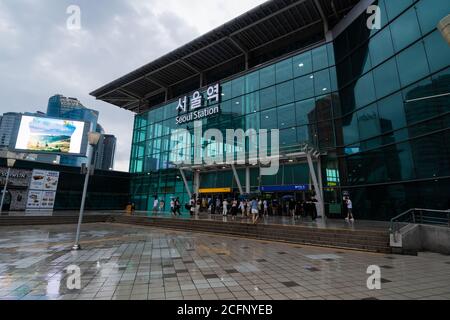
[
  {"x1": 231, "y1": 199, "x2": 238, "y2": 220},
  {"x1": 222, "y1": 198, "x2": 229, "y2": 216},
  {"x1": 251, "y1": 198, "x2": 259, "y2": 223},
  {"x1": 152, "y1": 196, "x2": 159, "y2": 215},
  {"x1": 170, "y1": 198, "x2": 175, "y2": 216},
  {"x1": 345, "y1": 197, "x2": 355, "y2": 222}
]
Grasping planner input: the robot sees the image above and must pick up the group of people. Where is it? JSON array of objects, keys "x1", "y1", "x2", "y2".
[{"x1": 148, "y1": 194, "x2": 355, "y2": 222}]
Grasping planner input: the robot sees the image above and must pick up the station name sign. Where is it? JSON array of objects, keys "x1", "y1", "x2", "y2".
[{"x1": 176, "y1": 83, "x2": 221, "y2": 125}]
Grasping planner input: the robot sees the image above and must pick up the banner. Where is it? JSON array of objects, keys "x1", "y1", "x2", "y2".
[{"x1": 26, "y1": 170, "x2": 60, "y2": 211}]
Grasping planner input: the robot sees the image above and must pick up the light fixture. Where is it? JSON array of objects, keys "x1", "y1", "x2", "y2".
[
  {"x1": 310, "y1": 75, "x2": 314, "y2": 79},
  {"x1": 88, "y1": 132, "x2": 101, "y2": 146},
  {"x1": 265, "y1": 116, "x2": 269, "y2": 119},
  {"x1": 322, "y1": 88, "x2": 328, "y2": 91},
  {"x1": 298, "y1": 63, "x2": 304, "y2": 67}
]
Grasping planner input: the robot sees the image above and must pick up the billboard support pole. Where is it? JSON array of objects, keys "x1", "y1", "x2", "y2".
[
  {"x1": 0, "y1": 168, "x2": 11, "y2": 215},
  {"x1": 72, "y1": 132, "x2": 101, "y2": 251}
]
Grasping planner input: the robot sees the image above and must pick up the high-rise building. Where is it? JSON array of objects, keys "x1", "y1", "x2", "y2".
[
  {"x1": 46, "y1": 95, "x2": 100, "y2": 167},
  {"x1": 94, "y1": 134, "x2": 117, "y2": 170},
  {"x1": 0, "y1": 112, "x2": 21, "y2": 149}
]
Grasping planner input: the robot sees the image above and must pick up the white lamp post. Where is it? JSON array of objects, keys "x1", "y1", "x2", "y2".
[
  {"x1": 72, "y1": 132, "x2": 101, "y2": 250},
  {"x1": 438, "y1": 14, "x2": 450, "y2": 45},
  {"x1": 0, "y1": 158, "x2": 16, "y2": 215}
]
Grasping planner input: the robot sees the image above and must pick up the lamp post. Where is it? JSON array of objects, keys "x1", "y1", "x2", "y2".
[
  {"x1": 0, "y1": 158, "x2": 16, "y2": 215},
  {"x1": 72, "y1": 132, "x2": 101, "y2": 250},
  {"x1": 438, "y1": 14, "x2": 450, "y2": 45}
]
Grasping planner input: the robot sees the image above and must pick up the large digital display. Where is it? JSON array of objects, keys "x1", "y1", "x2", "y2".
[{"x1": 15, "y1": 115, "x2": 87, "y2": 154}]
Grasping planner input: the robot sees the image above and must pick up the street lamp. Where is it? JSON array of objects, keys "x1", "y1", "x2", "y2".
[
  {"x1": 0, "y1": 158, "x2": 16, "y2": 215},
  {"x1": 438, "y1": 14, "x2": 450, "y2": 45},
  {"x1": 72, "y1": 132, "x2": 101, "y2": 250}
]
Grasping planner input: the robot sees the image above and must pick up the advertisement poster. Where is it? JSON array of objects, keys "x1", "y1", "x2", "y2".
[
  {"x1": 26, "y1": 190, "x2": 43, "y2": 209},
  {"x1": 15, "y1": 115, "x2": 86, "y2": 154},
  {"x1": 26, "y1": 170, "x2": 60, "y2": 211}
]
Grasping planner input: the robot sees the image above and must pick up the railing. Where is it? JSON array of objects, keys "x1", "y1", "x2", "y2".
[{"x1": 390, "y1": 208, "x2": 450, "y2": 241}]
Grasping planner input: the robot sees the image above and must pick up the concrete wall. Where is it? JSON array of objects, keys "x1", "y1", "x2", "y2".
[{"x1": 399, "y1": 224, "x2": 450, "y2": 255}]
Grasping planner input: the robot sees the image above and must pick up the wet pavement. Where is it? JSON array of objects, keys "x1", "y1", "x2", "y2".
[{"x1": 0, "y1": 223, "x2": 449, "y2": 300}]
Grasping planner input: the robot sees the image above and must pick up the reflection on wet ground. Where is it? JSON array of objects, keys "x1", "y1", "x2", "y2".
[{"x1": 0, "y1": 223, "x2": 449, "y2": 300}]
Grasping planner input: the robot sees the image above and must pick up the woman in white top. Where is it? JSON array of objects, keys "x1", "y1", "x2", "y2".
[{"x1": 222, "y1": 199, "x2": 228, "y2": 216}]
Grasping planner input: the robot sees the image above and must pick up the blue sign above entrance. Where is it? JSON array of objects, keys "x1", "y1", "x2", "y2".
[{"x1": 260, "y1": 185, "x2": 309, "y2": 192}]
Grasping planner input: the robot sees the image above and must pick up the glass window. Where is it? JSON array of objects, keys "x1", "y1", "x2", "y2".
[
  {"x1": 384, "y1": 0, "x2": 412, "y2": 21},
  {"x1": 424, "y1": 31, "x2": 450, "y2": 73},
  {"x1": 295, "y1": 98, "x2": 316, "y2": 125},
  {"x1": 351, "y1": 46, "x2": 372, "y2": 78},
  {"x1": 276, "y1": 80, "x2": 295, "y2": 106},
  {"x1": 314, "y1": 69, "x2": 331, "y2": 96},
  {"x1": 377, "y1": 92, "x2": 406, "y2": 133},
  {"x1": 245, "y1": 71, "x2": 260, "y2": 94},
  {"x1": 415, "y1": 0, "x2": 450, "y2": 34},
  {"x1": 278, "y1": 104, "x2": 296, "y2": 129},
  {"x1": 275, "y1": 58, "x2": 293, "y2": 83},
  {"x1": 259, "y1": 86, "x2": 277, "y2": 110},
  {"x1": 354, "y1": 72, "x2": 376, "y2": 108},
  {"x1": 384, "y1": 142, "x2": 415, "y2": 181},
  {"x1": 390, "y1": 8, "x2": 421, "y2": 52},
  {"x1": 312, "y1": 45, "x2": 328, "y2": 71},
  {"x1": 280, "y1": 128, "x2": 298, "y2": 147},
  {"x1": 294, "y1": 74, "x2": 315, "y2": 101},
  {"x1": 220, "y1": 100, "x2": 232, "y2": 114},
  {"x1": 327, "y1": 43, "x2": 335, "y2": 66},
  {"x1": 231, "y1": 96, "x2": 244, "y2": 117},
  {"x1": 231, "y1": 77, "x2": 245, "y2": 98},
  {"x1": 221, "y1": 82, "x2": 231, "y2": 100},
  {"x1": 260, "y1": 65, "x2": 276, "y2": 88},
  {"x1": 315, "y1": 95, "x2": 333, "y2": 121},
  {"x1": 330, "y1": 67, "x2": 338, "y2": 92},
  {"x1": 297, "y1": 124, "x2": 318, "y2": 146},
  {"x1": 245, "y1": 112, "x2": 260, "y2": 131},
  {"x1": 373, "y1": 57, "x2": 401, "y2": 99},
  {"x1": 260, "y1": 109, "x2": 278, "y2": 129},
  {"x1": 293, "y1": 50, "x2": 313, "y2": 77},
  {"x1": 357, "y1": 104, "x2": 380, "y2": 140},
  {"x1": 336, "y1": 57, "x2": 353, "y2": 87},
  {"x1": 244, "y1": 92, "x2": 260, "y2": 114},
  {"x1": 396, "y1": 41, "x2": 430, "y2": 87},
  {"x1": 341, "y1": 114, "x2": 360, "y2": 145},
  {"x1": 369, "y1": 27, "x2": 395, "y2": 67}
]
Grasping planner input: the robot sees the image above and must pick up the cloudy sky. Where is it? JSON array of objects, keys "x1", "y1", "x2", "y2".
[{"x1": 0, "y1": 0, "x2": 266, "y2": 171}]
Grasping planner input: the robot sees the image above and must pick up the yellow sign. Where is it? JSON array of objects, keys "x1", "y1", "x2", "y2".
[{"x1": 198, "y1": 188, "x2": 231, "y2": 194}]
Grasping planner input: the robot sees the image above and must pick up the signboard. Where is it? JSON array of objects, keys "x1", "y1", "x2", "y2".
[
  {"x1": 176, "y1": 83, "x2": 221, "y2": 125},
  {"x1": 259, "y1": 185, "x2": 309, "y2": 192},
  {"x1": 199, "y1": 188, "x2": 231, "y2": 194},
  {"x1": 15, "y1": 115, "x2": 88, "y2": 155},
  {"x1": 26, "y1": 170, "x2": 60, "y2": 211}
]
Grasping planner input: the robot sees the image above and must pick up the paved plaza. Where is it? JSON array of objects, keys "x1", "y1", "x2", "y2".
[{"x1": 0, "y1": 223, "x2": 449, "y2": 300}]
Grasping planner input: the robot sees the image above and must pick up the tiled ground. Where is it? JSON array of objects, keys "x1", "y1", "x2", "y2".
[{"x1": 0, "y1": 223, "x2": 449, "y2": 300}]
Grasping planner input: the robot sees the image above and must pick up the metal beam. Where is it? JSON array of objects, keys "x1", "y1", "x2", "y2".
[
  {"x1": 229, "y1": 0, "x2": 309, "y2": 37},
  {"x1": 231, "y1": 164, "x2": 244, "y2": 195},
  {"x1": 179, "y1": 59, "x2": 202, "y2": 74},
  {"x1": 313, "y1": 0, "x2": 329, "y2": 35},
  {"x1": 118, "y1": 88, "x2": 142, "y2": 100},
  {"x1": 145, "y1": 76, "x2": 167, "y2": 89},
  {"x1": 179, "y1": 168, "x2": 192, "y2": 199}
]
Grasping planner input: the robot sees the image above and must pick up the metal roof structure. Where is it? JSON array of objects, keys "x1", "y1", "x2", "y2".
[{"x1": 90, "y1": 0, "x2": 359, "y2": 113}]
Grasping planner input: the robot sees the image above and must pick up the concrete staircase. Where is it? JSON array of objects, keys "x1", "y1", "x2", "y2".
[
  {"x1": 113, "y1": 216, "x2": 392, "y2": 253},
  {"x1": 0, "y1": 214, "x2": 391, "y2": 253}
]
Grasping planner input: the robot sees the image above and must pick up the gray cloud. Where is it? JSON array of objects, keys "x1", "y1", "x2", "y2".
[{"x1": 0, "y1": 0, "x2": 265, "y2": 171}]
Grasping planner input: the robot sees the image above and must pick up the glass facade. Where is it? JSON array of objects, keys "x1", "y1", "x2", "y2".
[{"x1": 130, "y1": 0, "x2": 450, "y2": 220}]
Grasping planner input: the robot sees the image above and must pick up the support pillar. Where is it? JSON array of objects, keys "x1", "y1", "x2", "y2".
[
  {"x1": 306, "y1": 153, "x2": 324, "y2": 218},
  {"x1": 245, "y1": 167, "x2": 250, "y2": 194}
]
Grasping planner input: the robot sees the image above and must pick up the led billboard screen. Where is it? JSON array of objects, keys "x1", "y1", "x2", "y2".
[{"x1": 15, "y1": 115, "x2": 87, "y2": 155}]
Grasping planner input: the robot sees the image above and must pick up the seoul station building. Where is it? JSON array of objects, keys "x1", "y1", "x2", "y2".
[{"x1": 92, "y1": 0, "x2": 450, "y2": 220}]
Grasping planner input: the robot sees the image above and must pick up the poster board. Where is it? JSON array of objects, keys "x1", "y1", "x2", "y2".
[{"x1": 26, "y1": 170, "x2": 60, "y2": 212}]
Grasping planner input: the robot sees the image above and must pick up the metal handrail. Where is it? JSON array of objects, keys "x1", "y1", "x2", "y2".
[{"x1": 390, "y1": 208, "x2": 450, "y2": 240}]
